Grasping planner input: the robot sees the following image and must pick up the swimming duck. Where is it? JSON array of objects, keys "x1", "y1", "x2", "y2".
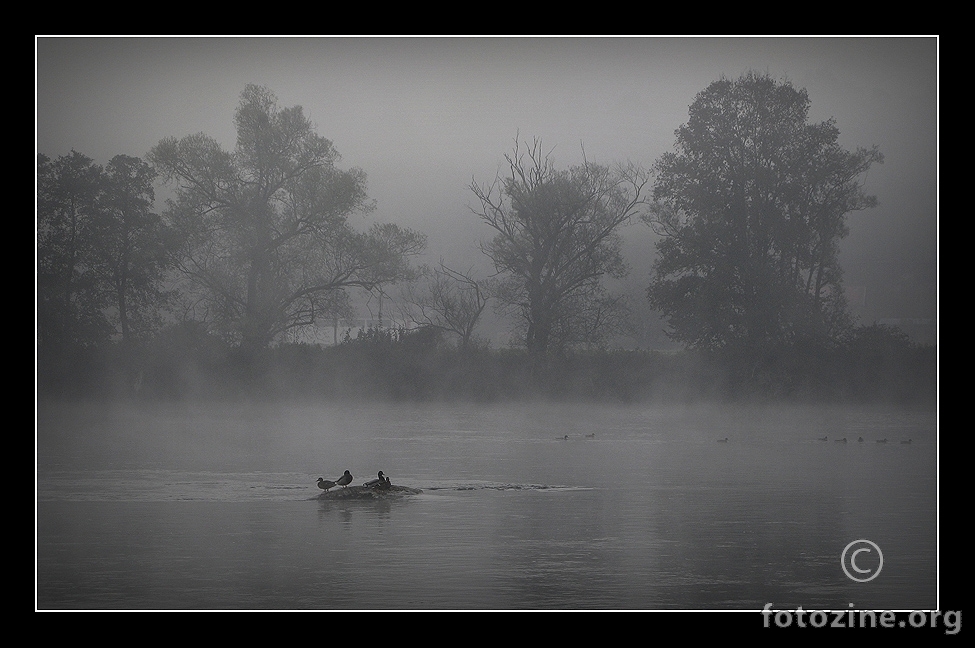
[
  {"x1": 364, "y1": 471, "x2": 391, "y2": 489},
  {"x1": 585, "y1": 433, "x2": 595, "y2": 438},
  {"x1": 901, "y1": 439, "x2": 912, "y2": 444},
  {"x1": 817, "y1": 436, "x2": 828, "y2": 442},
  {"x1": 317, "y1": 477, "x2": 336, "y2": 492},
  {"x1": 335, "y1": 470, "x2": 353, "y2": 488},
  {"x1": 858, "y1": 437, "x2": 864, "y2": 442},
  {"x1": 717, "y1": 438, "x2": 729, "y2": 443},
  {"x1": 876, "y1": 438, "x2": 888, "y2": 443},
  {"x1": 835, "y1": 437, "x2": 847, "y2": 443}
]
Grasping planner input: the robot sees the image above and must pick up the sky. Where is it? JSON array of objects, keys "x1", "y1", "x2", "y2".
[{"x1": 35, "y1": 36, "x2": 938, "y2": 338}]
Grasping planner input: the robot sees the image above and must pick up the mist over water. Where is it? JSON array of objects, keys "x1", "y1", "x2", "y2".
[
  {"x1": 36, "y1": 399, "x2": 936, "y2": 610},
  {"x1": 36, "y1": 36, "x2": 938, "y2": 612}
]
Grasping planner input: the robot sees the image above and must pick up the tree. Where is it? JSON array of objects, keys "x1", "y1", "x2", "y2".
[
  {"x1": 37, "y1": 151, "x2": 112, "y2": 353},
  {"x1": 644, "y1": 72, "x2": 883, "y2": 362},
  {"x1": 148, "y1": 84, "x2": 425, "y2": 354},
  {"x1": 471, "y1": 137, "x2": 649, "y2": 358},
  {"x1": 402, "y1": 260, "x2": 491, "y2": 350},
  {"x1": 90, "y1": 155, "x2": 175, "y2": 346}
]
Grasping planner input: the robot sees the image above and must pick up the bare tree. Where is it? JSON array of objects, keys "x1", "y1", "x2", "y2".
[
  {"x1": 471, "y1": 136, "x2": 649, "y2": 358},
  {"x1": 402, "y1": 261, "x2": 491, "y2": 349}
]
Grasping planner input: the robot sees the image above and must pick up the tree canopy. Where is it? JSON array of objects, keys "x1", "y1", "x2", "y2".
[
  {"x1": 36, "y1": 78, "x2": 932, "y2": 404},
  {"x1": 644, "y1": 72, "x2": 883, "y2": 362},
  {"x1": 148, "y1": 84, "x2": 426, "y2": 354},
  {"x1": 94, "y1": 155, "x2": 173, "y2": 346},
  {"x1": 472, "y1": 138, "x2": 649, "y2": 358},
  {"x1": 37, "y1": 150, "x2": 108, "y2": 353},
  {"x1": 37, "y1": 151, "x2": 174, "y2": 354}
]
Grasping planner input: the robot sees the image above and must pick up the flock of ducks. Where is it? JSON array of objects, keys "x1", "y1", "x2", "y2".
[
  {"x1": 703, "y1": 437, "x2": 914, "y2": 444},
  {"x1": 317, "y1": 470, "x2": 392, "y2": 492},
  {"x1": 554, "y1": 433, "x2": 913, "y2": 444},
  {"x1": 314, "y1": 426, "x2": 915, "y2": 492},
  {"x1": 317, "y1": 431, "x2": 914, "y2": 492},
  {"x1": 315, "y1": 431, "x2": 914, "y2": 493},
  {"x1": 815, "y1": 436, "x2": 912, "y2": 444}
]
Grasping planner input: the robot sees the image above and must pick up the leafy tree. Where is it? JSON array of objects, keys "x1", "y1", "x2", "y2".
[
  {"x1": 37, "y1": 151, "x2": 112, "y2": 353},
  {"x1": 148, "y1": 84, "x2": 425, "y2": 354},
  {"x1": 90, "y1": 155, "x2": 175, "y2": 346},
  {"x1": 38, "y1": 152, "x2": 177, "y2": 349},
  {"x1": 644, "y1": 72, "x2": 883, "y2": 363},
  {"x1": 471, "y1": 137, "x2": 649, "y2": 358}
]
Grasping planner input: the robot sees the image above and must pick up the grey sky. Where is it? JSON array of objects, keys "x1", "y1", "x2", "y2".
[{"x1": 36, "y1": 36, "x2": 938, "y2": 325}]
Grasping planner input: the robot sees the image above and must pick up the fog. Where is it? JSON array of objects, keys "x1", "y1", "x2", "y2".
[
  {"x1": 35, "y1": 39, "x2": 942, "y2": 610},
  {"x1": 35, "y1": 36, "x2": 938, "y2": 344}
]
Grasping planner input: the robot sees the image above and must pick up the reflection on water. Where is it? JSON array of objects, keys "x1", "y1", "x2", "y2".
[{"x1": 36, "y1": 400, "x2": 937, "y2": 610}]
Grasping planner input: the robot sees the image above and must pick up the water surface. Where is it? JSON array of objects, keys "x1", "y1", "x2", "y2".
[{"x1": 36, "y1": 399, "x2": 937, "y2": 610}]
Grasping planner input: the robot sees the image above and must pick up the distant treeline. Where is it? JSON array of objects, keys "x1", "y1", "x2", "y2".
[
  {"x1": 36, "y1": 322, "x2": 936, "y2": 406},
  {"x1": 39, "y1": 78, "x2": 934, "y2": 408}
]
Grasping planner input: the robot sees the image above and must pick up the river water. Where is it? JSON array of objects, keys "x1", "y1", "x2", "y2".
[{"x1": 36, "y1": 399, "x2": 937, "y2": 610}]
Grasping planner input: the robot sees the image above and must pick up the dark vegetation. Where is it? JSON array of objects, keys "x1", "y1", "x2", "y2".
[
  {"x1": 36, "y1": 321, "x2": 935, "y2": 406},
  {"x1": 37, "y1": 76, "x2": 937, "y2": 407}
]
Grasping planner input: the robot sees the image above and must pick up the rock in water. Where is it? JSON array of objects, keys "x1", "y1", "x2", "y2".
[{"x1": 316, "y1": 484, "x2": 422, "y2": 500}]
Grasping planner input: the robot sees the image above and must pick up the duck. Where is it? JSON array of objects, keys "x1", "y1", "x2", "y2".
[
  {"x1": 817, "y1": 436, "x2": 828, "y2": 442},
  {"x1": 717, "y1": 437, "x2": 729, "y2": 443},
  {"x1": 901, "y1": 439, "x2": 912, "y2": 445},
  {"x1": 835, "y1": 437, "x2": 847, "y2": 443},
  {"x1": 585, "y1": 433, "x2": 595, "y2": 438},
  {"x1": 364, "y1": 471, "x2": 391, "y2": 489},
  {"x1": 316, "y1": 477, "x2": 336, "y2": 492},
  {"x1": 857, "y1": 437, "x2": 864, "y2": 442},
  {"x1": 876, "y1": 438, "x2": 888, "y2": 444},
  {"x1": 335, "y1": 470, "x2": 353, "y2": 488}
]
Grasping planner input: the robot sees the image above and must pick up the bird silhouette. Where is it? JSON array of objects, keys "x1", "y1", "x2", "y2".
[
  {"x1": 901, "y1": 439, "x2": 912, "y2": 444},
  {"x1": 876, "y1": 438, "x2": 888, "y2": 443},
  {"x1": 857, "y1": 437, "x2": 864, "y2": 442},
  {"x1": 364, "y1": 471, "x2": 390, "y2": 489},
  {"x1": 817, "y1": 436, "x2": 828, "y2": 442},
  {"x1": 585, "y1": 433, "x2": 595, "y2": 438},
  {"x1": 717, "y1": 437, "x2": 729, "y2": 443},
  {"x1": 835, "y1": 437, "x2": 847, "y2": 443},
  {"x1": 317, "y1": 477, "x2": 336, "y2": 492},
  {"x1": 335, "y1": 470, "x2": 353, "y2": 488}
]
